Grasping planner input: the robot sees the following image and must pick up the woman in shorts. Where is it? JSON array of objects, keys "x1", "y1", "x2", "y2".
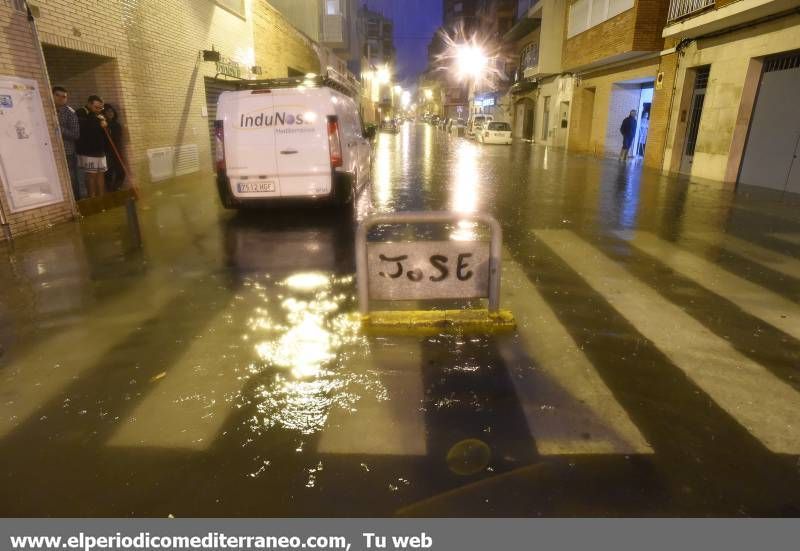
[{"x1": 76, "y1": 95, "x2": 108, "y2": 198}]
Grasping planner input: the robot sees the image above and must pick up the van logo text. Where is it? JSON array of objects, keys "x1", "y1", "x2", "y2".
[{"x1": 240, "y1": 112, "x2": 309, "y2": 128}]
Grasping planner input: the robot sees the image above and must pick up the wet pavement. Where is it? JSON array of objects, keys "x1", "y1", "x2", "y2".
[{"x1": 1, "y1": 123, "x2": 799, "y2": 516}]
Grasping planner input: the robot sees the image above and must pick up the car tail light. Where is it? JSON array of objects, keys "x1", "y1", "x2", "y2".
[
  {"x1": 214, "y1": 120, "x2": 225, "y2": 171},
  {"x1": 327, "y1": 116, "x2": 343, "y2": 168}
]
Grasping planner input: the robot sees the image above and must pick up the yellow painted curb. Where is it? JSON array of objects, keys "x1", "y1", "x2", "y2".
[{"x1": 361, "y1": 309, "x2": 516, "y2": 335}]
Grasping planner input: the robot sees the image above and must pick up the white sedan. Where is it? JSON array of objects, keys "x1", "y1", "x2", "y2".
[{"x1": 477, "y1": 122, "x2": 513, "y2": 145}]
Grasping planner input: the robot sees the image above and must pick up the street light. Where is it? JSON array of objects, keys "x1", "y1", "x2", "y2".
[
  {"x1": 377, "y1": 65, "x2": 390, "y2": 84},
  {"x1": 401, "y1": 90, "x2": 411, "y2": 109},
  {"x1": 455, "y1": 44, "x2": 488, "y2": 81}
]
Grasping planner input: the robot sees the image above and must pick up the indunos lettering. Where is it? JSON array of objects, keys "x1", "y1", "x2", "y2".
[{"x1": 240, "y1": 112, "x2": 308, "y2": 128}]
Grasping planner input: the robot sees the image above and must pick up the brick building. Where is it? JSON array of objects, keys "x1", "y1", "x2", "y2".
[
  {"x1": 653, "y1": 0, "x2": 799, "y2": 192},
  {"x1": 0, "y1": 0, "x2": 322, "y2": 239},
  {"x1": 562, "y1": 0, "x2": 669, "y2": 159},
  {"x1": 0, "y1": 1, "x2": 75, "y2": 238}
]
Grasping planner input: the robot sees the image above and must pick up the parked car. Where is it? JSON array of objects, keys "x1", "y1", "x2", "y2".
[
  {"x1": 380, "y1": 119, "x2": 399, "y2": 133},
  {"x1": 214, "y1": 77, "x2": 372, "y2": 210},
  {"x1": 477, "y1": 121, "x2": 513, "y2": 145},
  {"x1": 430, "y1": 115, "x2": 441, "y2": 126},
  {"x1": 467, "y1": 114, "x2": 493, "y2": 138}
]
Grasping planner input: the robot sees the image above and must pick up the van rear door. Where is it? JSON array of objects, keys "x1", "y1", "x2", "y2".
[
  {"x1": 271, "y1": 89, "x2": 332, "y2": 197},
  {"x1": 221, "y1": 90, "x2": 280, "y2": 198}
]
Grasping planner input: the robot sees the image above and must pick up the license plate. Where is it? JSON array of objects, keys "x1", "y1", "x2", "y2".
[{"x1": 237, "y1": 181, "x2": 275, "y2": 193}]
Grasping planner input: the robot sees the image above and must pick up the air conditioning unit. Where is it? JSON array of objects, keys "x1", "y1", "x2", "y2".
[
  {"x1": 146, "y1": 144, "x2": 200, "y2": 182},
  {"x1": 146, "y1": 147, "x2": 174, "y2": 182}
]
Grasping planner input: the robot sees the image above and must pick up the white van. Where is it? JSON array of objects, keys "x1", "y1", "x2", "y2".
[
  {"x1": 466, "y1": 114, "x2": 493, "y2": 139},
  {"x1": 214, "y1": 76, "x2": 373, "y2": 209}
]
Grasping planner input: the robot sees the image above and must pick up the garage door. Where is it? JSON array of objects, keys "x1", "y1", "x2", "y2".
[
  {"x1": 738, "y1": 52, "x2": 800, "y2": 195},
  {"x1": 204, "y1": 77, "x2": 239, "y2": 166}
]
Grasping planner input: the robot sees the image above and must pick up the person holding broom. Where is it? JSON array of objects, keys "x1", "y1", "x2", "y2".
[{"x1": 76, "y1": 95, "x2": 108, "y2": 198}]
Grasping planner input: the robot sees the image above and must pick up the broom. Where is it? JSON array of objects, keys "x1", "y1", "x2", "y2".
[{"x1": 102, "y1": 125, "x2": 138, "y2": 200}]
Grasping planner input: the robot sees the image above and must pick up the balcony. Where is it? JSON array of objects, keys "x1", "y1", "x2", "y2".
[
  {"x1": 667, "y1": 0, "x2": 714, "y2": 22},
  {"x1": 663, "y1": 0, "x2": 798, "y2": 38}
]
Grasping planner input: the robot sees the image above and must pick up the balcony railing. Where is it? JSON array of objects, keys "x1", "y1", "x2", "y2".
[{"x1": 667, "y1": 0, "x2": 715, "y2": 22}]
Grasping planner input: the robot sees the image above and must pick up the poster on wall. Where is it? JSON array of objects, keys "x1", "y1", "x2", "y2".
[{"x1": 0, "y1": 75, "x2": 64, "y2": 213}]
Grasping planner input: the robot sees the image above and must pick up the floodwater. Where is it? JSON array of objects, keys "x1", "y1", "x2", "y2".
[{"x1": 0, "y1": 123, "x2": 799, "y2": 516}]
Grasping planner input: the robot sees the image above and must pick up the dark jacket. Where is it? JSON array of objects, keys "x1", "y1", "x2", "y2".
[
  {"x1": 620, "y1": 116, "x2": 637, "y2": 139},
  {"x1": 76, "y1": 108, "x2": 106, "y2": 157}
]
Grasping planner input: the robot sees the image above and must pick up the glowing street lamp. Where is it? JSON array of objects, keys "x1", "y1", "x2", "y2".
[
  {"x1": 455, "y1": 44, "x2": 489, "y2": 81},
  {"x1": 377, "y1": 65, "x2": 391, "y2": 84}
]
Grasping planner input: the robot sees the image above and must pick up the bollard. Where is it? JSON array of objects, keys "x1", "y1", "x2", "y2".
[{"x1": 125, "y1": 197, "x2": 142, "y2": 249}]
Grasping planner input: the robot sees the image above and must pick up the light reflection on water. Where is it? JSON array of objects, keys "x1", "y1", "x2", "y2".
[
  {"x1": 238, "y1": 272, "x2": 374, "y2": 437},
  {"x1": 374, "y1": 136, "x2": 393, "y2": 211},
  {"x1": 450, "y1": 140, "x2": 481, "y2": 241}
]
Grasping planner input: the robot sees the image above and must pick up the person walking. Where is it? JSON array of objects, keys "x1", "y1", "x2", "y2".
[
  {"x1": 76, "y1": 95, "x2": 108, "y2": 198},
  {"x1": 102, "y1": 104, "x2": 125, "y2": 192},
  {"x1": 619, "y1": 109, "x2": 637, "y2": 162},
  {"x1": 52, "y1": 86, "x2": 82, "y2": 199}
]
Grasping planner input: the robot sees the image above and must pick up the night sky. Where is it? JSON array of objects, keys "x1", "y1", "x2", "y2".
[{"x1": 363, "y1": 0, "x2": 443, "y2": 84}]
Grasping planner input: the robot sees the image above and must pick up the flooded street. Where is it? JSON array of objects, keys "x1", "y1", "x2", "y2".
[{"x1": 1, "y1": 123, "x2": 799, "y2": 516}]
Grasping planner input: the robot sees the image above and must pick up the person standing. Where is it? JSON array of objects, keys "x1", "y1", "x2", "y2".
[
  {"x1": 102, "y1": 104, "x2": 125, "y2": 192},
  {"x1": 637, "y1": 112, "x2": 649, "y2": 157},
  {"x1": 619, "y1": 109, "x2": 637, "y2": 162},
  {"x1": 76, "y1": 95, "x2": 108, "y2": 198},
  {"x1": 52, "y1": 86, "x2": 82, "y2": 199}
]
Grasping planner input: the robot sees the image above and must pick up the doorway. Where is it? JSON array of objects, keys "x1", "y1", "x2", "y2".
[
  {"x1": 679, "y1": 66, "x2": 709, "y2": 174},
  {"x1": 634, "y1": 87, "x2": 653, "y2": 158},
  {"x1": 42, "y1": 44, "x2": 127, "y2": 206},
  {"x1": 555, "y1": 100, "x2": 570, "y2": 147},
  {"x1": 514, "y1": 98, "x2": 535, "y2": 141}
]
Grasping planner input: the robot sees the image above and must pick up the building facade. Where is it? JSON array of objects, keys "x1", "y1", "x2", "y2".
[
  {"x1": 0, "y1": 0, "x2": 322, "y2": 239},
  {"x1": 361, "y1": 6, "x2": 396, "y2": 70},
  {"x1": 562, "y1": 0, "x2": 668, "y2": 158},
  {"x1": 653, "y1": 0, "x2": 799, "y2": 192},
  {"x1": 504, "y1": 0, "x2": 574, "y2": 144},
  {"x1": 471, "y1": 0, "x2": 517, "y2": 122},
  {"x1": 0, "y1": 0, "x2": 75, "y2": 239}
]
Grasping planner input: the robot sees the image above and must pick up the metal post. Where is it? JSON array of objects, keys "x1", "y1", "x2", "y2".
[
  {"x1": 125, "y1": 197, "x2": 142, "y2": 249},
  {"x1": 356, "y1": 211, "x2": 502, "y2": 315}
]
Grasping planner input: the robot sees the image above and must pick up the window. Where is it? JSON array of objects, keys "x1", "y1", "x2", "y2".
[
  {"x1": 326, "y1": 0, "x2": 340, "y2": 15},
  {"x1": 517, "y1": 0, "x2": 536, "y2": 17},
  {"x1": 215, "y1": 0, "x2": 245, "y2": 19},
  {"x1": 520, "y1": 43, "x2": 539, "y2": 72},
  {"x1": 567, "y1": 0, "x2": 633, "y2": 37}
]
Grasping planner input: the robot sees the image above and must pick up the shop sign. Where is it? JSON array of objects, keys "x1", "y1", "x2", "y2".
[{"x1": 215, "y1": 58, "x2": 242, "y2": 79}]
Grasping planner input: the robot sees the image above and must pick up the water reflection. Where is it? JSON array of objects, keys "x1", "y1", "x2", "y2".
[
  {"x1": 450, "y1": 140, "x2": 480, "y2": 241},
  {"x1": 374, "y1": 135, "x2": 392, "y2": 211}
]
